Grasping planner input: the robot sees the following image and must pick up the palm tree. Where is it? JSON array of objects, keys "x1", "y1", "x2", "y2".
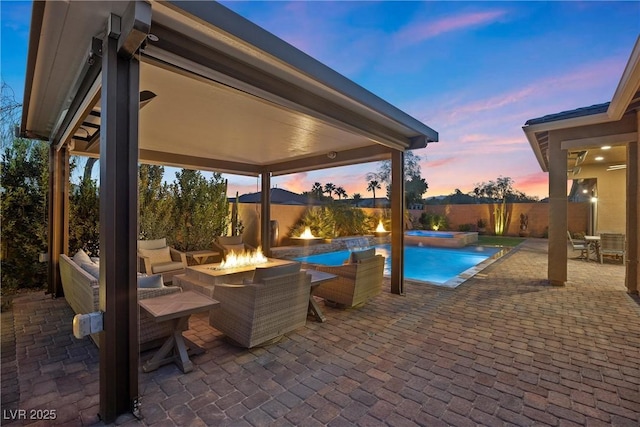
[
  {"x1": 324, "y1": 182, "x2": 336, "y2": 199},
  {"x1": 352, "y1": 193, "x2": 362, "y2": 207},
  {"x1": 311, "y1": 182, "x2": 323, "y2": 199},
  {"x1": 367, "y1": 180, "x2": 381, "y2": 207},
  {"x1": 334, "y1": 186, "x2": 347, "y2": 200}
]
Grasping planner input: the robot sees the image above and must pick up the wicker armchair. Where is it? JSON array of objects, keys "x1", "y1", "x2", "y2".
[
  {"x1": 599, "y1": 233, "x2": 625, "y2": 264},
  {"x1": 213, "y1": 235, "x2": 256, "y2": 259},
  {"x1": 138, "y1": 238, "x2": 187, "y2": 283},
  {"x1": 309, "y1": 248, "x2": 385, "y2": 308},
  {"x1": 209, "y1": 263, "x2": 311, "y2": 348}
]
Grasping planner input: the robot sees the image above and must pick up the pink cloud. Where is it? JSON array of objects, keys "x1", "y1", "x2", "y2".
[
  {"x1": 424, "y1": 157, "x2": 456, "y2": 168},
  {"x1": 395, "y1": 10, "x2": 507, "y2": 46}
]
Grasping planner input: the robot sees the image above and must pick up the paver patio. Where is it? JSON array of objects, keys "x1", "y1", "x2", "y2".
[{"x1": 2, "y1": 238, "x2": 639, "y2": 426}]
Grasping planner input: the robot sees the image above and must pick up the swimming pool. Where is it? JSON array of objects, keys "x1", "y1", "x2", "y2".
[{"x1": 295, "y1": 244, "x2": 503, "y2": 287}]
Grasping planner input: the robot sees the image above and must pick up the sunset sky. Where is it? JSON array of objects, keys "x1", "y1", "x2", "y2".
[{"x1": 2, "y1": 1, "x2": 639, "y2": 199}]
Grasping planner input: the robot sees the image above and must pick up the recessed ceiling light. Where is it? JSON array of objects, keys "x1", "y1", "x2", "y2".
[
  {"x1": 601, "y1": 145, "x2": 611, "y2": 150},
  {"x1": 595, "y1": 156, "x2": 604, "y2": 161},
  {"x1": 582, "y1": 189, "x2": 588, "y2": 194}
]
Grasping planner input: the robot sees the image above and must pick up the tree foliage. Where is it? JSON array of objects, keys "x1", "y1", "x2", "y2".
[
  {"x1": 288, "y1": 203, "x2": 375, "y2": 239},
  {"x1": 366, "y1": 151, "x2": 428, "y2": 203},
  {"x1": 1, "y1": 139, "x2": 49, "y2": 292},
  {"x1": 169, "y1": 169, "x2": 229, "y2": 251}
]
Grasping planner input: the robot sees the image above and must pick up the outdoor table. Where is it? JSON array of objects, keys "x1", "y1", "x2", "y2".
[
  {"x1": 304, "y1": 269, "x2": 337, "y2": 323},
  {"x1": 186, "y1": 250, "x2": 221, "y2": 265},
  {"x1": 139, "y1": 290, "x2": 219, "y2": 373},
  {"x1": 585, "y1": 235, "x2": 601, "y2": 262}
]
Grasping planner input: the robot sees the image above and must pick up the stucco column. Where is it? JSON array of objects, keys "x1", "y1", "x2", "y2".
[
  {"x1": 547, "y1": 132, "x2": 568, "y2": 285},
  {"x1": 626, "y1": 113, "x2": 640, "y2": 294}
]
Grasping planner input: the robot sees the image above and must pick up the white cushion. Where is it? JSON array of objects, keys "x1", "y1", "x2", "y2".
[
  {"x1": 224, "y1": 244, "x2": 246, "y2": 254},
  {"x1": 151, "y1": 261, "x2": 185, "y2": 274},
  {"x1": 218, "y1": 235, "x2": 242, "y2": 246},
  {"x1": 139, "y1": 246, "x2": 172, "y2": 265},
  {"x1": 73, "y1": 249, "x2": 92, "y2": 266},
  {"x1": 138, "y1": 238, "x2": 167, "y2": 250},
  {"x1": 80, "y1": 262, "x2": 100, "y2": 279},
  {"x1": 251, "y1": 262, "x2": 301, "y2": 284},
  {"x1": 349, "y1": 248, "x2": 376, "y2": 263},
  {"x1": 137, "y1": 274, "x2": 164, "y2": 289}
]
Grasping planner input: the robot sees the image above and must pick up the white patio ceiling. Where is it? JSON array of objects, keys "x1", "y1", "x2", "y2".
[{"x1": 21, "y1": 0, "x2": 438, "y2": 177}]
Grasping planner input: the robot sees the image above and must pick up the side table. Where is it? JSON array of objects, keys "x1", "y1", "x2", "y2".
[{"x1": 139, "y1": 290, "x2": 219, "y2": 373}]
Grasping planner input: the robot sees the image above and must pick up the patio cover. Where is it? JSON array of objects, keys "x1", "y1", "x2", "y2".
[
  {"x1": 523, "y1": 36, "x2": 639, "y2": 293},
  {"x1": 19, "y1": 1, "x2": 438, "y2": 421}
]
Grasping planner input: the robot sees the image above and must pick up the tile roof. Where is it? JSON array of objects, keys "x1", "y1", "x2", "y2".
[{"x1": 525, "y1": 102, "x2": 610, "y2": 126}]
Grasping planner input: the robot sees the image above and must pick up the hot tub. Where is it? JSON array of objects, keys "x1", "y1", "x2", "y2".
[{"x1": 405, "y1": 230, "x2": 478, "y2": 248}]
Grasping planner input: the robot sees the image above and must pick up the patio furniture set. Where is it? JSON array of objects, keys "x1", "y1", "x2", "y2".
[
  {"x1": 59, "y1": 235, "x2": 384, "y2": 373},
  {"x1": 568, "y1": 231, "x2": 627, "y2": 264}
]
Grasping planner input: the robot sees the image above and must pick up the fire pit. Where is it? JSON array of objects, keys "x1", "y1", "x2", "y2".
[
  {"x1": 289, "y1": 226, "x2": 324, "y2": 245},
  {"x1": 374, "y1": 220, "x2": 390, "y2": 237}
]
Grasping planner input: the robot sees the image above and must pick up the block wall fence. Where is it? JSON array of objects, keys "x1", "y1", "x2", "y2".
[{"x1": 235, "y1": 202, "x2": 590, "y2": 248}]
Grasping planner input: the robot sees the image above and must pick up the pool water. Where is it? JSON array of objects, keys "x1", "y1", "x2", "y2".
[{"x1": 295, "y1": 244, "x2": 501, "y2": 287}]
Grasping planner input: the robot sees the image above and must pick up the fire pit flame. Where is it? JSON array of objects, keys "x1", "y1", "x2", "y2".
[
  {"x1": 218, "y1": 248, "x2": 268, "y2": 270},
  {"x1": 376, "y1": 221, "x2": 386, "y2": 233},
  {"x1": 300, "y1": 226, "x2": 316, "y2": 239}
]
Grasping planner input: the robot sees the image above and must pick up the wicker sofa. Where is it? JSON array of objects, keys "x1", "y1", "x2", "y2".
[
  {"x1": 308, "y1": 248, "x2": 385, "y2": 308},
  {"x1": 209, "y1": 262, "x2": 311, "y2": 348},
  {"x1": 59, "y1": 252, "x2": 182, "y2": 350}
]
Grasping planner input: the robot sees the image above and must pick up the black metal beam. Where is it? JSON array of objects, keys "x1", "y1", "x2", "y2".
[
  {"x1": 99, "y1": 3, "x2": 149, "y2": 421},
  {"x1": 261, "y1": 171, "x2": 272, "y2": 256},
  {"x1": 47, "y1": 145, "x2": 69, "y2": 297}
]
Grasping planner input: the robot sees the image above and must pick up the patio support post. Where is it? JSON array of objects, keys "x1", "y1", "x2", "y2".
[
  {"x1": 47, "y1": 144, "x2": 69, "y2": 297},
  {"x1": 626, "y1": 113, "x2": 639, "y2": 294},
  {"x1": 547, "y1": 132, "x2": 568, "y2": 285},
  {"x1": 261, "y1": 171, "x2": 272, "y2": 256},
  {"x1": 390, "y1": 150, "x2": 405, "y2": 294},
  {"x1": 98, "y1": 3, "x2": 150, "y2": 421}
]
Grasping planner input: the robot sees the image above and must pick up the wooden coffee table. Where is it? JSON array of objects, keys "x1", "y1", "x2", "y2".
[{"x1": 139, "y1": 291, "x2": 219, "y2": 373}]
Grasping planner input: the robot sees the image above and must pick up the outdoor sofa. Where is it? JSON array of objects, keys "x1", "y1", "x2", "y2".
[{"x1": 59, "y1": 251, "x2": 182, "y2": 350}]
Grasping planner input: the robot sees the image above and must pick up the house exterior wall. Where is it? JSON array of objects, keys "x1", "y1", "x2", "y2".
[
  {"x1": 236, "y1": 202, "x2": 590, "y2": 245},
  {"x1": 574, "y1": 165, "x2": 626, "y2": 234}
]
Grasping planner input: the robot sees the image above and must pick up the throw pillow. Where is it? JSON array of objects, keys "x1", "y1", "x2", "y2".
[
  {"x1": 224, "y1": 244, "x2": 246, "y2": 254},
  {"x1": 252, "y1": 262, "x2": 301, "y2": 283},
  {"x1": 73, "y1": 248, "x2": 93, "y2": 266},
  {"x1": 218, "y1": 235, "x2": 242, "y2": 246},
  {"x1": 349, "y1": 247, "x2": 376, "y2": 263},
  {"x1": 81, "y1": 262, "x2": 100, "y2": 279},
  {"x1": 137, "y1": 274, "x2": 164, "y2": 289},
  {"x1": 139, "y1": 246, "x2": 172, "y2": 265}
]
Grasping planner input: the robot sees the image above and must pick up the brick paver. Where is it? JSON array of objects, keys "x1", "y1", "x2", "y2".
[{"x1": 1, "y1": 239, "x2": 639, "y2": 426}]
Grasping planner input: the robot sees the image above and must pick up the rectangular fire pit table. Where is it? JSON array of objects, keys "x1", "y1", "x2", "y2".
[{"x1": 139, "y1": 290, "x2": 219, "y2": 373}]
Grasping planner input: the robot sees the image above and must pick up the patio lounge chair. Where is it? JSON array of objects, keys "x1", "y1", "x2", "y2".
[
  {"x1": 213, "y1": 235, "x2": 256, "y2": 259},
  {"x1": 209, "y1": 262, "x2": 311, "y2": 348},
  {"x1": 308, "y1": 247, "x2": 385, "y2": 308},
  {"x1": 138, "y1": 238, "x2": 187, "y2": 283},
  {"x1": 567, "y1": 231, "x2": 589, "y2": 260},
  {"x1": 599, "y1": 233, "x2": 626, "y2": 264}
]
